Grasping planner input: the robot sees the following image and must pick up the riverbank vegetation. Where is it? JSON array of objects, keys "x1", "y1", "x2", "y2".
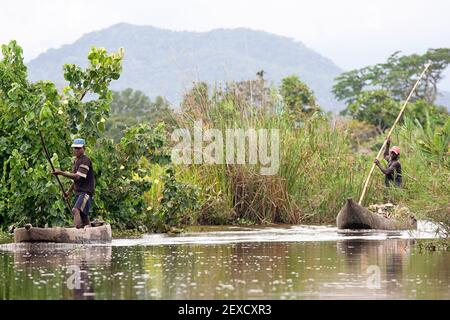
[
  {"x1": 415, "y1": 238, "x2": 449, "y2": 252},
  {"x1": 0, "y1": 230, "x2": 13, "y2": 244},
  {"x1": 0, "y1": 41, "x2": 448, "y2": 237}
]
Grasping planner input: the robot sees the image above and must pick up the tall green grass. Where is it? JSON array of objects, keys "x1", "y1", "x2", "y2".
[
  {"x1": 393, "y1": 116, "x2": 450, "y2": 235},
  {"x1": 173, "y1": 89, "x2": 373, "y2": 225}
]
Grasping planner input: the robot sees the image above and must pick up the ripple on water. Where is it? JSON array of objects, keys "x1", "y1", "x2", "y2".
[{"x1": 106, "y1": 221, "x2": 442, "y2": 247}]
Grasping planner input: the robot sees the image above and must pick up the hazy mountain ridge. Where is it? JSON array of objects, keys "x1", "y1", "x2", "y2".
[{"x1": 27, "y1": 23, "x2": 345, "y2": 110}]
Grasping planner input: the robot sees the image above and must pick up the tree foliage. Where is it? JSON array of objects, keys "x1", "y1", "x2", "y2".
[
  {"x1": 91, "y1": 123, "x2": 171, "y2": 229},
  {"x1": 333, "y1": 49, "x2": 450, "y2": 104},
  {"x1": 0, "y1": 41, "x2": 201, "y2": 232},
  {"x1": 280, "y1": 75, "x2": 321, "y2": 118},
  {"x1": 0, "y1": 41, "x2": 124, "y2": 228},
  {"x1": 333, "y1": 49, "x2": 450, "y2": 130},
  {"x1": 106, "y1": 88, "x2": 175, "y2": 141},
  {"x1": 342, "y1": 90, "x2": 448, "y2": 132}
]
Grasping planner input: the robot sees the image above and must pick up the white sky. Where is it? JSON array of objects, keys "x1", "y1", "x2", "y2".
[{"x1": 1, "y1": 0, "x2": 449, "y2": 88}]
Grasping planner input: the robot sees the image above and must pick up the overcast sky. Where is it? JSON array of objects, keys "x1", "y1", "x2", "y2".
[{"x1": 1, "y1": 0, "x2": 449, "y2": 87}]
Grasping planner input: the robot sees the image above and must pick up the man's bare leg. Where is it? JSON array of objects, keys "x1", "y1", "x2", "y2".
[
  {"x1": 82, "y1": 215, "x2": 91, "y2": 228},
  {"x1": 72, "y1": 208, "x2": 83, "y2": 229}
]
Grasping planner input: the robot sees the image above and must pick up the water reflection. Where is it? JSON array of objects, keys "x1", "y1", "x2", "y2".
[
  {"x1": 335, "y1": 239, "x2": 414, "y2": 298},
  {"x1": 0, "y1": 235, "x2": 448, "y2": 300},
  {"x1": 1, "y1": 244, "x2": 111, "y2": 300}
]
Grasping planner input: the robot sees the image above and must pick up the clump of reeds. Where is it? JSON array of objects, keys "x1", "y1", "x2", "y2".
[{"x1": 171, "y1": 82, "x2": 371, "y2": 224}]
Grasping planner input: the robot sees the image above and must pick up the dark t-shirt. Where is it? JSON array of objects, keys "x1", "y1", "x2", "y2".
[
  {"x1": 72, "y1": 154, "x2": 95, "y2": 195},
  {"x1": 385, "y1": 159, "x2": 402, "y2": 187}
]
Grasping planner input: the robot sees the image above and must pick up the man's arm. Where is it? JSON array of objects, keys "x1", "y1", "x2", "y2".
[
  {"x1": 62, "y1": 183, "x2": 74, "y2": 199},
  {"x1": 54, "y1": 157, "x2": 90, "y2": 182},
  {"x1": 375, "y1": 159, "x2": 397, "y2": 175},
  {"x1": 53, "y1": 169, "x2": 82, "y2": 181},
  {"x1": 383, "y1": 137, "x2": 391, "y2": 161}
]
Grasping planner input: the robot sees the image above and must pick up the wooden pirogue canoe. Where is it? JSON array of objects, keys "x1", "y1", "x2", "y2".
[
  {"x1": 14, "y1": 223, "x2": 112, "y2": 244},
  {"x1": 336, "y1": 198, "x2": 417, "y2": 231}
]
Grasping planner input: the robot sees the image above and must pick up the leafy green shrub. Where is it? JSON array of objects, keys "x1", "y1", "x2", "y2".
[
  {"x1": 0, "y1": 41, "x2": 202, "y2": 233},
  {"x1": 0, "y1": 41, "x2": 123, "y2": 229},
  {"x1": 149, "y1": 167, "x2": 201, "y2": 231}
]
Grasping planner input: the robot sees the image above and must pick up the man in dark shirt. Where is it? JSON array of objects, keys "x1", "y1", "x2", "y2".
[
  {"x1": 374, "y1": 137, "x2": 402, "y2": 187},
  {"x1": 53, "y1": 138, "x2": 95, "y2": 228}
]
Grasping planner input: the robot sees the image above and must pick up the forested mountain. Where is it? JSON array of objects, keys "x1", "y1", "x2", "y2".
[{"x1": 27, "y1": 23, "x2": 344, "y2": 110}]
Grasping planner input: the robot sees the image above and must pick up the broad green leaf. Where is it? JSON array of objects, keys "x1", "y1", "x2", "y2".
[{"x1": 39, "y1": 103, "x2": 52, "y2": 121}]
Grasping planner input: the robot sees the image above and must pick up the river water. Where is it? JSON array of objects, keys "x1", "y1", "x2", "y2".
[{"x1": 0, "y1": 222, "x2": 448, "y2": 300}]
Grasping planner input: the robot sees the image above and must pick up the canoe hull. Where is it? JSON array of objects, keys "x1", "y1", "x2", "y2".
[
  {"x1": 336, "y1": 198, "x2": 417, "y2": 230},
  {"x1": 14, "y1": 224, "x2": 112, "y2": 244}
]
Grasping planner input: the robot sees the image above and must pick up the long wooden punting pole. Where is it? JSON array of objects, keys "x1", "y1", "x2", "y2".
[
  {"x1": 358, "y1": 62, "x2": 432, "y2": 205},
  {"x1": 39, "y1": 131, "x2": 73, "y2": 215}
]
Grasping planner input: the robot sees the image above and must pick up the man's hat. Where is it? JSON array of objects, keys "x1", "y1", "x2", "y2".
[
  {"x1": 390, "y1": 146, "x2": 400, "y2": 155},
  {"x1": 71, "y1": 138, "x2": 86, "y2": 148}
]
